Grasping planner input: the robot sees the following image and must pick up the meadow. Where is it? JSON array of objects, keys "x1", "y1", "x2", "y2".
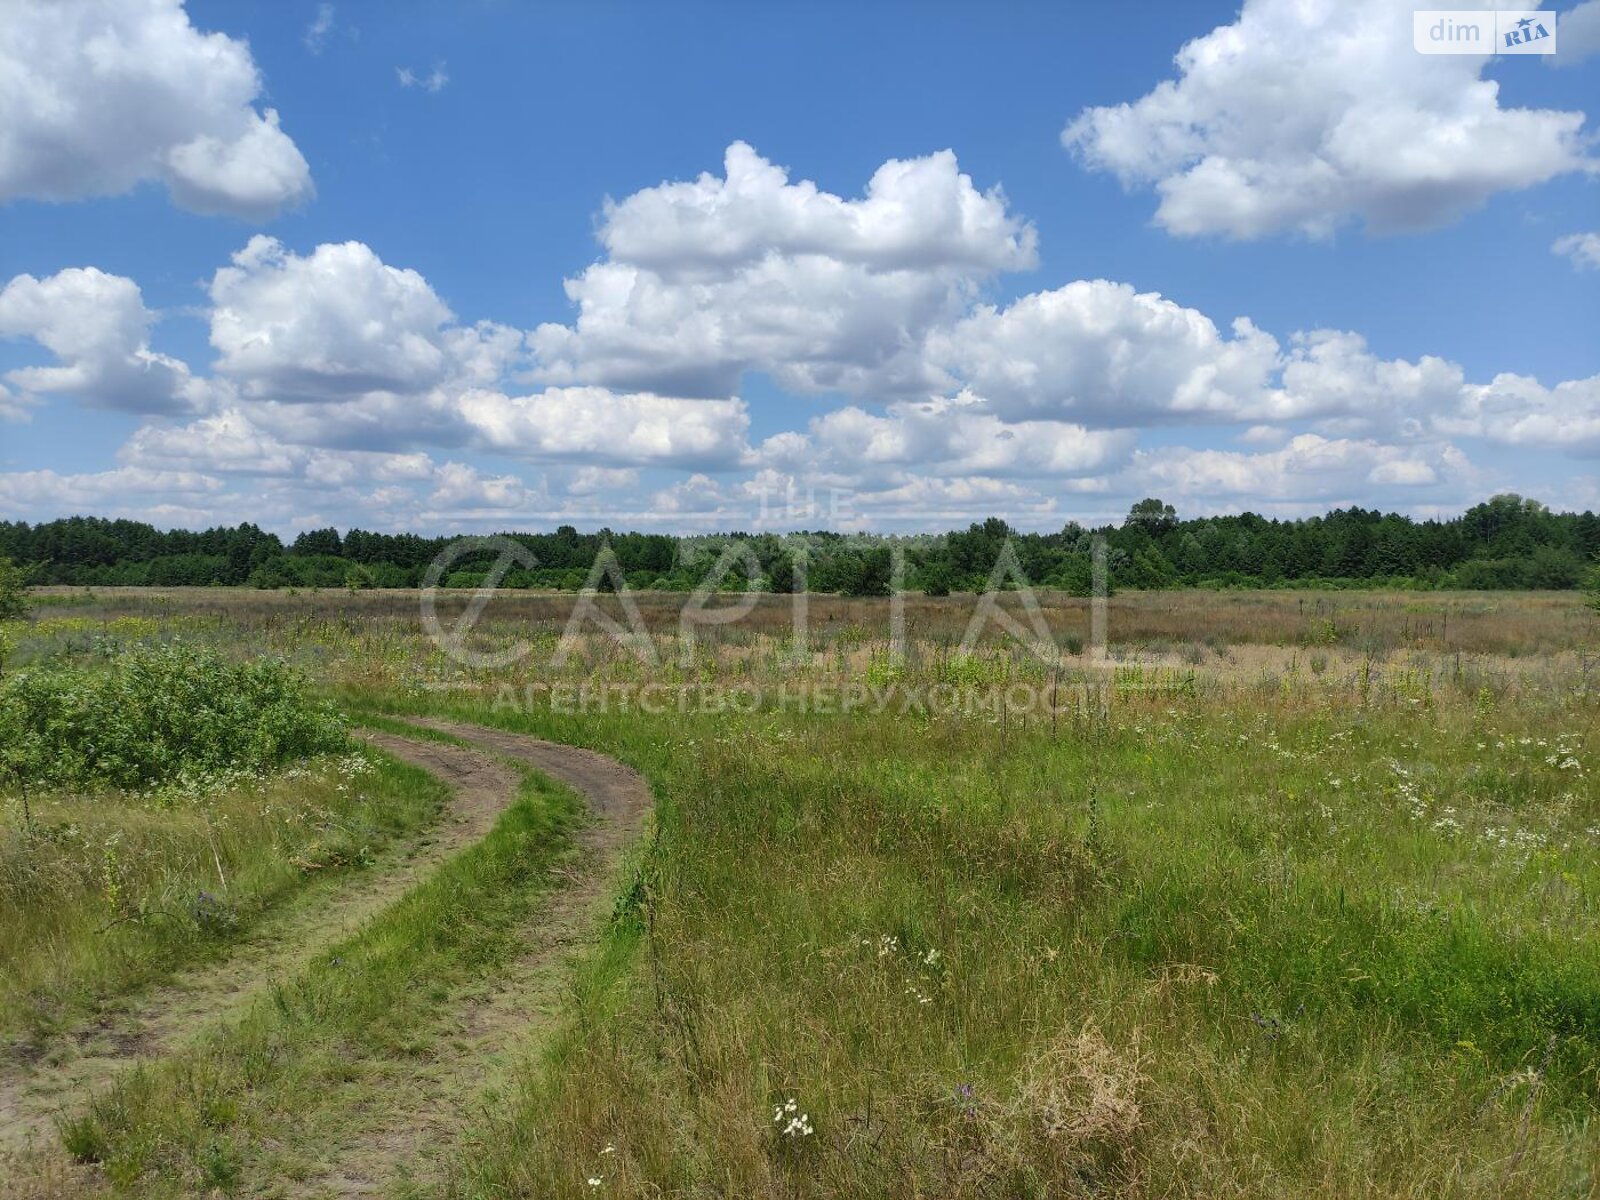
[{"x1": 0, "y1": 584, "x2": 1596, "y2": 1198}]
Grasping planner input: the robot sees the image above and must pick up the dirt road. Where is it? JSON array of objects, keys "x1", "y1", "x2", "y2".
[{"x1": 0, "y1": 722, "x2": 653, "y2": 1197}]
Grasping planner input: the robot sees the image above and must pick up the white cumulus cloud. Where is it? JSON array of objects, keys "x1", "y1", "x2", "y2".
[
  {"x1": 600, "y1": 140, "x2": 1036, "y2": 275},
  {"x1": 0, "y1": 466, "x2": 223, "y2": 516},
  {"x1": 1131, "y1": 435, "x2": 1474, "y2": 502},
  {"x1": 209, "y1": 237, "x2": 522, "y2": 402},
  {"x1": 1441, "y1": 372, "x2": 1600, "y2": 452},
  {"x1": 0, "y1": 267, "x2": 213, "y2": 414},
  {"x1": 765, "y1": 393, "x2": 1133, "y2": 483},
  {"x1": 1063, "y1": 0, "x2": 1593, "y2": 238},
  {"x1": 428, "y1": 462, "x2": 536, "y2": 511},
  {"x1": 531, "y1": 142, "x2": 1034, "y2": 399},
  {"x1": 119, "y1": 409, "x2": 302, "y2": 474},
  {"x1": 0, "y1": 0, "x2": 313, "y2": 220},
  {"x1": 459, "y1": 387, "x2": 752, "y2": 468},
  {"x1": 929, "y1": 280, "x2": 1283, "y2": 425},
  {"x1": 566, "y1": 466, "x2": 641, "y2": 496},
  {"x1": 1278, "y1": 330, "x2": 1466, "y2": 432}
]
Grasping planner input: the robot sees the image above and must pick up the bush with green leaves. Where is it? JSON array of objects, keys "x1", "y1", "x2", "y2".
[
  {"x1": 0, "y1": 643, "x2": 347, "y2": 792},
  {"x1": 0, "y1": 555, "x2": 33, "y2": 622}
]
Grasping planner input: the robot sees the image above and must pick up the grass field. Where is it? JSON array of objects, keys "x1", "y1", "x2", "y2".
[{"x1": 1, "y1": 586, "x2": 1596, "y2": 1197}]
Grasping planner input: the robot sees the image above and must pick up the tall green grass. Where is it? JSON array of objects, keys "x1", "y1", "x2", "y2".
[
  {"x1": 392, "y1": 687, "x2": 1598, "y2": 1199},
  {"x1": 0, "y1": 753, "x2": 447, "y2": 1044}
]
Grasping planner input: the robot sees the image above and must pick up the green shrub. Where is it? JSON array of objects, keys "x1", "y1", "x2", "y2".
[
  {"x1": 919, "y1": 562, "x2": 953, "y2": 597},
  {"x1": 0, "y1": 643, "x2": 347, "y2": 791},
  {"x1": 0, "y1": 555, "x2": 34, "y2": 622}
]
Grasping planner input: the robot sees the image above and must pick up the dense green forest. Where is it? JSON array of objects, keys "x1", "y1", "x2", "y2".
[{"x1": 2, "y1": 494, "x2": 1597, "y2": 595}]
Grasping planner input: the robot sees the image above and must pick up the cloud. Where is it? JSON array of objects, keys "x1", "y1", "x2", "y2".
[
  {"x1": 652, "y1": 469, "x2": 1070, "y2": 530},
  {"x1": 0, "y1": 466, "x2": 223, "y2": 514},
  {"x1": 0, "y1": 382, "x2": 33, "y2": 423},
  {"x1": 1239, "y1": 424, "x2": 1292, "y2": 446},
  {"x1": 1554, "y1": 0, "x2": 1600, "y2": 65},
  {"x1": 929, "y1": 280, "x2": 1283, "y2": 425},
  {"x1": 763, "y1": 393, "x2": 1133, "y2": 484},
  {"x1": 0, "y1": 0, "x2": 312, "y2": 220},
  {"x1": 117, "y1": 407, "x2": 455, "y2": 492},
  {"x1": 210, "y1": 237, "x2": 520, "y2": 401},
  {"x1": 22, "y1": 228, "x2": 1596, "y2": 531},
  {"x1": 117, "y1": 387, "x2": 751, "y2": 484},
  {"x1": 0, "y1": 267, "x2": 213, "y2": 414},
  {"x1": 567, "y1": 466, "x2": 641, "y2": 496},
  {"x1": 530, "y1": 142, "x2": 1034, "y2": 399},
  {"x1": 648, "y1": 473, "x2": 735, "y2": 519},
  {"x1": 1277, "y1": 330, "x2": 1465, "y2": 432},
  {"x1": 396, "y1": 63, "x2": 449, "y2": 93},
  {"x1": 114, "y1": 407, "x2": 566, "y2": 522},
  {"x1": 1130, "y1": 435, "x2": 1474, "y2": 502},
  {"x1": 161, "y1": 110, "x2": 314, "y2": 220},
  {"x1": 928, "y1": 282, "x2": 1550, "y2": 445},
  {"x1": 119, "y1": 409, "x2": 302, "y2": 474},
  {"x1": 600, "y1": 140, "x2": 1036, "y2": 275},
  {"x1": 853, "y1": 474, "x2": 1066, "y2": 522},
  {"x1": 459, "y1": 387, "x2": 752, "y2": 468},
  {"x1": 1440, "y1": 372, "x2": 1600, "y2": 453},
  {"x1": 57, "y1": 236, "x2": 755, "y2": 468},
  {"x1": 12, "y1": 143, "x2": 1593, "y2": 535},
  {"x1": 304, "y1": 4, "x2": 335, "y2": 53},
  {"x1": 1553, "y1": 231, "x2": 1600, "y2": 270},
  {"x1": 1063, "y1": 0, "x2": 1593, "y2": 238},
  {"x1": 427, "y1": 462, "x2": 536, "y2": 511}
]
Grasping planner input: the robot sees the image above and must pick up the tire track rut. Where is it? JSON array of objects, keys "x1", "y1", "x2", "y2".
[{"x1": 303, "y1": 721, "x2": 652, "y2": 1198}]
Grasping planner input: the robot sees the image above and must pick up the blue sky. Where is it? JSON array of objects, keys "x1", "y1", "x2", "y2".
[{"x1": 1, "y1": 0, "x2": 1597, "y2": 534}]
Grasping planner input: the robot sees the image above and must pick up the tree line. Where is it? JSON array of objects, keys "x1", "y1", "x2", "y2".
[{"x1": 1, "y1": 493, "x2": 1597, "y2": 595}]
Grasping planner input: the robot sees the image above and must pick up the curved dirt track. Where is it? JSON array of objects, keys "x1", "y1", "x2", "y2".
[
  {"x1": 0, "y1": 722, "x2": 654, "y2": 1197},
  {"x1": 305, "y1": 721, "x2": 654, "y2": 1198}
]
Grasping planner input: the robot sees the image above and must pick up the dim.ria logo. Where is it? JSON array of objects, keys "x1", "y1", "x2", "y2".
[{"x1": 1413, "y1": 9, "x2": 1557, "y2": 54}]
